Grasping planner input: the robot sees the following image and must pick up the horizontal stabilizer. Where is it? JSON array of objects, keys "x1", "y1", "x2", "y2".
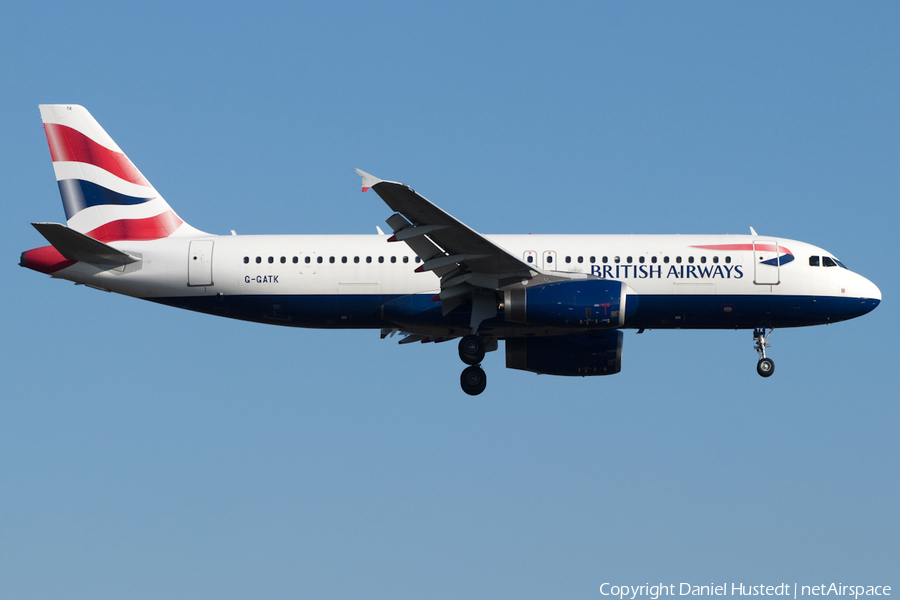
[{"x1": 32, "y1": 222, "x2": 140, "y2": 266}]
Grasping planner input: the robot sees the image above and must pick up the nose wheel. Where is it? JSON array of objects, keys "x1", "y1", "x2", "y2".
[
  {"x1": 754, "y1": 327, "x2": 775, "y2": 378},
  {"x1": 459, "y1": 335, "x2": 488, "y2": 395}
]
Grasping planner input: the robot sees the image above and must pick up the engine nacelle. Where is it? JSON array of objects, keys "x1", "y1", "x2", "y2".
[
  {"x1": 503, "y1": 279, "x2": 634, "y2": 328},
  {"x1": 506, "y1": 331, "x2": 623, "y2": 376}
]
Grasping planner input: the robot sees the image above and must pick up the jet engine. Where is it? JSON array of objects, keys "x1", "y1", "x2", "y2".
[{"x1": 502, "y1": 279, "x2": 635, "y2": 328}]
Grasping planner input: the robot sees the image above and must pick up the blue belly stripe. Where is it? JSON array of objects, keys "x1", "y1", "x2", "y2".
[{"x1": 146, "y1": 293, "x2": 881, "y2": 333}]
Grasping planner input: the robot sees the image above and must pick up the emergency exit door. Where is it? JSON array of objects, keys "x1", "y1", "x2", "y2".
[{"x1": 542, "y1": 250, "x2": 558, "y2": 271}]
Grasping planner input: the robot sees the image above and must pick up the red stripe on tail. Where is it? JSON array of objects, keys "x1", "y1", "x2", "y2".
[
  {"x1": 86, "y1": 210, "x2": 183, "y2": 242},
  {"x1": 44, "y1": 123, "x2": 150, "y2": 187}
]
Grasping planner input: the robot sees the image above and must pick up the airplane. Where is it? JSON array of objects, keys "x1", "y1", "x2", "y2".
[{"x1": 21, "y1": 105, "x2": 882, "y2": 395}]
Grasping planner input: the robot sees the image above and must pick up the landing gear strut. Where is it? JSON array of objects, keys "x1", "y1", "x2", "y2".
[
  {"x1": 754, "y1": 327, "x2": 775, "y2": 378},
  {"x1": 459, "y1": 335, "x2": 487, "y2": 395}
]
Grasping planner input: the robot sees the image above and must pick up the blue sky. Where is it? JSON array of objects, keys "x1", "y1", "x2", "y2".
[{"x1": 2, "y1": 2, "x2": 897, "y2": 598}]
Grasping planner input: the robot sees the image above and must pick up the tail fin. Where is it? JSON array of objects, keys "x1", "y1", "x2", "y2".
[{"x1": 39, "y1": 104, "x2": 205, "y2": 242}]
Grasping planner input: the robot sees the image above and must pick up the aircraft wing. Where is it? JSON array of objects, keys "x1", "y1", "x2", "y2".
[
  {"x1": 357, "y1": 170, "x2": 599, "y2": 325},
  {"x1": 356, "y1": 169, "x2": 535, "y2": 288}
]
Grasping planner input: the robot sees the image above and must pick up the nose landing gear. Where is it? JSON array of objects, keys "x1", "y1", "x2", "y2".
[
  {"x1": 754, "y1": 327, "x2": 775, "y2": 377},
  {"x1": 459, "y1": 335, "x2": 488, "y2": 395}
]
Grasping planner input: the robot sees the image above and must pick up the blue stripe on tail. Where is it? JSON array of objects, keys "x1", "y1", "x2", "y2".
[{"x1": 58, "y1": 179, "x2": 154, "y2": 220}]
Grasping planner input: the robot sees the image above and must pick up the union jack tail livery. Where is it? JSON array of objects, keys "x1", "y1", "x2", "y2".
[{"x1": 39, "y1": 104, "x2": 202, "y2": 241}]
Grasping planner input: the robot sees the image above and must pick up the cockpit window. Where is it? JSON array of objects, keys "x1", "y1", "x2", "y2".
[
  {"x1": 809, "y1": 256, "x2": 820, "y2": 267},
  {"x1": 822, "y1": 256, "x2": 837, "y2": 267},
  {"x1": 834, "y1": 258, "x2": 848, "y2": 269}
]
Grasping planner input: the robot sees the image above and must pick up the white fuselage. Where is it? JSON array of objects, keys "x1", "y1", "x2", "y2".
[{"x1": 47, "y1": 232, "x2": 881, "y2": 336}]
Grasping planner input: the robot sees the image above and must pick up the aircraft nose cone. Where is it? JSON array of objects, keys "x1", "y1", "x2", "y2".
[
  {"x1": 861, "y1": 275, "x2": 881, "y2": 302},
  {"x1": 856, "y1": 275, "x2": 881, "y2": 316}
]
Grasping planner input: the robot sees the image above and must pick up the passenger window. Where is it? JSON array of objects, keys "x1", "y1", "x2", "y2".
[
  {"x1": 688, "y1": 256, "x2": 694, "y2": 264},
  {"x1": 268, "y1": 257, "x2": 274, "y2": 264},
  {"x1": 526, "y1": 255, "x2": 533, "y2": 263},
  {"x1": 280, "y1": 256, "x2": 286, "y2": 264},
  {"x1": 823, "y1": 256, "x2": 837, "y2": 267},
  {"x1": 415, "y1": 257, "x2": 421, "y2": 263},
  {"x1": 305, "y1": 256, "x2": 311, "y2": 264},
  {"x1": 243, "y1": 256, "x2": 249, "y2": 264},
  {"x1": 700, "y1": 256, "x2": 706, "y2": 264},
  {"x1": 627, "y1": 256, "x2": 633, "y2": 263},
  {"x1": 354, "y1": 256, "x2": 359, "y2": 263},
  {"x1": 713, "y1": 256, "x2": 719, "y2": 264},
  {"x1": 565, "y1": 256, "x2": 571, "y2": 264},
  {"x1": 547, "y1": 256, "x2": 553, "y2": 264},
  {"x1": 341, "y1": 256, "x2": 347, "y2": 264},
  {"x1": 577, "y1": 256, "x2": 583, "y2": 264},
  {"x1": 809, "y1": 256, "x2": 820, "y2": 267},
  {"x1": 329, "y1": 257, "x2": 335, "y2": 264},
  {"x1": 391, "y1": 256, "x2": 397, "y2": 263},
  {"x1": 651, "y1": 256, "x2": 657, "y2": 264},
  {"x1": 614, "y1": 256, "x2": 620, "y2": 264},
  {"x1": 725, "y1": 256, "x2": 731, "y2": 264},
  {"x1": 293, "y1": 257, "x2": 298, "y2": 264},
  {"x1": 664, "y1": 256, "x2": 670, "y2": 263},
  {"x1": 317, "y1": 256, "x2": 323, "y2": 264},
  {"x1": 378, "y1": 256, "x2": 384, "y2": 263},
  {"x1": 602, "y1": 256, "x2": 608, "y2": 264},
  {"x1": 676, "y1": 257, "x2": 682, "y2": 264},
  {"x1": 256, "y1": 257, "x2": 262, "y2": 264},
  {"x1": 590, "y1": 256, "x2": 596, "y2": 263},
  {"x1": 639, "y1": 256, "x2": 645, "y2": 264},
  {"x1": 403, "y1": 256, "x2": 409, "y2": 263}
]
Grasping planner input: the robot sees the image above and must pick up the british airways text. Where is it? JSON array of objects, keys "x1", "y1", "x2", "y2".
[{"x1": 590, "y1": 264, "x2": 744, "y2": 279}]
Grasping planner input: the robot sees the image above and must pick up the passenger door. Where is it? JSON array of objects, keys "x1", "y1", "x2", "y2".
[
  {"x1": 188, "y1": 240, "x2": 214, "y2": 286},
  {"x1": 753, "y1": 240, "x2": 780, "y2": 285}
]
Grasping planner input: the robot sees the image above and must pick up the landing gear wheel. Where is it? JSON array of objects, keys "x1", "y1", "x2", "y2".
[
  {"x1": 460, "y1": 365, "x2": 487, "y2": 396},
  {"x1": 753, "y1": 327, "x2": 775, "y2": 378},
  {"x1": 459, "y1": 334, "x2": 486, "y2": 365},
  {"x1": 757, "y1": 357, "x2": 775, "y2": 377}
]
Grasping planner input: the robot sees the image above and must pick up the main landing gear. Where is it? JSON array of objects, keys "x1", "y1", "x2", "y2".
[
  {"x1": 754, "y1": 327, "x2": 775, "y2": 378},
  {"x1": 459, "y1": 334, "x2": 487, "y2": 395}
]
